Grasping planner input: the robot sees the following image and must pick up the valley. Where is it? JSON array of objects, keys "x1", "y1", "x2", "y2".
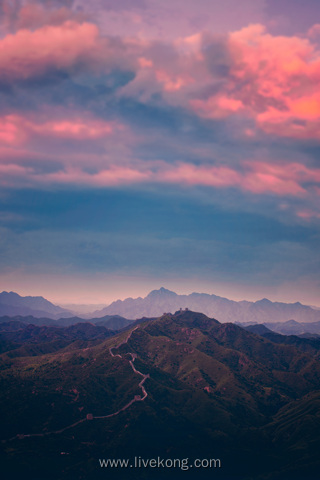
[{"x1": 1, "y1": 309, "x2": 320, "y2": 479}]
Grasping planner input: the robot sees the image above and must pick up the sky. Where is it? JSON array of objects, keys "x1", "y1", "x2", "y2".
[{"x1": 0, "y1": 0, "x2": 320, "y2": 306}]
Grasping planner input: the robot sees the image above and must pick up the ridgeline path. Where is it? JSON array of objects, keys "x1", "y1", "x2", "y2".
[{"x1": 3, "y1": 326, "x2": 149, "y2": 443}]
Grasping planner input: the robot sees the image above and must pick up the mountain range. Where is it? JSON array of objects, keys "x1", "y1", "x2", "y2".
[
  {"x1": 258, "y1": 319, "x2": 320, "y2": 336},
  {"x1": 0, "y1": 314, "x2": 133, "y2": 331},
  {"x1": 91, "y1": 287, "x2": 320, "y2": 324},
  {"x1": 0, "y1": 291, "x2": 72, "y2": 319},
  {"x1": 1, "y1": 309, "x2": 319, "y2": 480},
  {"x1": 1, "y1": 288, "x2": 320, "y2": 331}
]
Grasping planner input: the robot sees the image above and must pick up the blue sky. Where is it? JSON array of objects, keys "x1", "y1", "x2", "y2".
[{"x1": 0, "y1": 0, "x2": 319, "y2": 305}]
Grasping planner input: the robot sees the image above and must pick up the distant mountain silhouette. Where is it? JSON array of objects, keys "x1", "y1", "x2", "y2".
[
  {"x1": 264, "y1": 319, "x2": 320, "y2": 335},
  {"x1": 240, "y1": 319, "x2": 320, "y2": 336},
  {"x1": 92, "y1": 287, "x2": 320, "y2": 323},
  {"x1": 0, "y1": 291, "x2": 72, "y2": 319}
]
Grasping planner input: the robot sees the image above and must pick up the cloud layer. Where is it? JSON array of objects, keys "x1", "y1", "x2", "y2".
[{"x1": 0, "y1": 0, "x2": 320, "y2": 304}]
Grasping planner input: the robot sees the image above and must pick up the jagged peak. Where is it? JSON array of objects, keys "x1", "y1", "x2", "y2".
[
  {"x1": 255, "y1": 298, "x2": 272, "y2": 305},
  {"x1": 146, "y1": 287, "x2": 177, "y2": 298}
]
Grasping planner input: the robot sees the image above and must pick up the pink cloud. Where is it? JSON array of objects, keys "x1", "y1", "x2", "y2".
[
  {"x1": 32, "y1": 119, "x2": 114, "y2": 139},
  {"x1": 159, "y1": 161, "x2": 319, "y2": 196},
  {"x1": 120, "y1": 33, "x2": 208, "y2": 103},
  {"x1": 241, "y1": 162, "x2": 306, "y2": 195},
  {"x1": 138, "y1": 57, "x2": 153, "y2": 68},
  {"x1": 0, "y1": 163, "x2": 30, "y2": 176},
  {"x1": 308, "y1": 24, "x2": 320, "y2": 39},
  {"x1": 0, "y1": 20, "x2": 106, "y2": 82},
  {"x1": 123, "y1": 23, "x2": 320, "y2": 140},
  {"x1": 3, "y1": 10, "x2": 320, "y2": 144},
  {"x1": 0, "y1": 114, "x2": 116, "y2": 143},
  {"x1": 129, "y1": 24, "x2": 320, "y2": 142},
  {"x1": 296, "y1": 209, "x2": 320, "y2": 220},
  {"x1": 185, "y1": 24, "x2": 320, "y2": 139},
  {"x1": 190, "y1": 95, "x2": 244, "y2": 119},
  {"x1": 228, "y1": 24, "x2": 316, "y2": 94},
  {"x1": 0, "y1": 116, "x2": 26, "y2": 144},
  {"x1": 227, "y1": 25, "x2": 320, "y2": 138},
  {"x1": 256, "y1": 94, "x2": 320, "y2": 138},
  {"x1": 1, "y1": 155, "x2": 320, "y2": 198},
  {"x1": 155, "y1": 69, "x2": 194, "y2": 92},
  {"x1": 16, "y1": 3, "x2": 88, "y2": 30},
  {"x1": 242, "y1": 162, "x2": 320, "y2": 195}
]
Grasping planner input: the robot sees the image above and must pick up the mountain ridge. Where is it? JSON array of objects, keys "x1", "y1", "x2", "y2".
[
  {"x1": 91, "y1": 287, "x2": 320, "y2": 323},
  {"x1": 1, "y1": 309, "x2": 320, "y2": 479},
  {"x1": 0, "y1": 291, "x2": 73, "y2": 319},
  {"x1": 0, "y1": 314, "x2": 134, "y2": 330},
  {"x1": 2, "y1": 288, "x2": 320, "y2": 326}
]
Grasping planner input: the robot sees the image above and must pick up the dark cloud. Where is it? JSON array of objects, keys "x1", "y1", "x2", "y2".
[
  {"x1": 0, "y1": 188, "x2": 319, "y2": 297},
  {"x1": 202, "y1": 37, "x2": 232, "y2": 78}
]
